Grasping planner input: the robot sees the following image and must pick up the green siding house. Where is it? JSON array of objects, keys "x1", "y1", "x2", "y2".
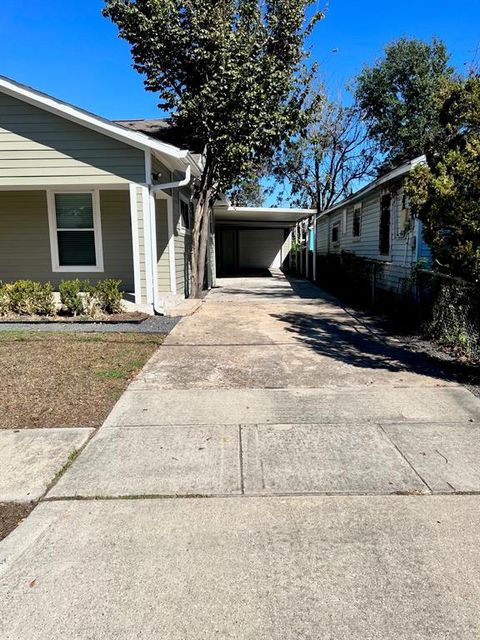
[{"x1": 0, "y1": 75, "x2": 203, "y2": 314}]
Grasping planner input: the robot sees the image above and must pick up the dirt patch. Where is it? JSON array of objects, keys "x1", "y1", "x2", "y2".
[
  {"x1": 0, "y1": 332, "x2": 164, "y2": 428},
  {"x1": 0, "y1": 502, "x2": 34, "y2": 541}
]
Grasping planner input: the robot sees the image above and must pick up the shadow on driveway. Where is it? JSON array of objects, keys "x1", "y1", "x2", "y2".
[{"x1": 270, "y1": 310, "x2": 480, "y2": 387}]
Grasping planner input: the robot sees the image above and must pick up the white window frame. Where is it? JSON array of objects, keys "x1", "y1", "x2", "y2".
[
  {"x1": 352, "y1": 203, "x2": 362, "y2": 240},
  {"x1": 47, "y1": 188, "x2": 104, "y2": 273},
  {"x1": 178, "y1": 193, "x2": 192, "y2": 236}
]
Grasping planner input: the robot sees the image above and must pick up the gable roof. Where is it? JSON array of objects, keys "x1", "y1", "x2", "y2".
[
  {"x1": 317, "y1": 156, "x2": 427, "y2": 220},
  {"x1": 0, "y1": 75, "x2": 191, "y2": 170}
]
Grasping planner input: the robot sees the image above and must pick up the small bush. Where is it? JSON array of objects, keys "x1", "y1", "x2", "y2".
[
  {"x1": 94, "y1": 279, "x2": 123, "y2": 314},
  {"x1": 59, "y1": 279, "x2": 86, "y2": 316},
  {"x1": 0, "y1": 282, "x2": 9, "y2": 316},
  {"x1": 5, "y1": 280, "x2": 55, "y2": 316}
]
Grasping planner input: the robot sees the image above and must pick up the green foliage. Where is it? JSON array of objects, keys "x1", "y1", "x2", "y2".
[
  {"x1": 94, "y1": 279, "x2": 123, "y2": 314},
  {"x1": 103, "y1": 0, "x2": 323, "y2": 296},
  {"x1": 0, "y1": 283, "x2": 8, "y2": 316},
  {"x1": 3, "y1": 280, "x2": 55, "y2": 316},
  {"x1": 355, "y1": 37, "x2": 455, "y2": 171},
  {"x1": 59, "y1": 279, "x2": 86, "y2": 316},
  {"x1": 103, "y1": 1, "x2": 322, "y2": 192},
  {"x1": 405, "y1": 74, "x2": 480, "y2": 282}
]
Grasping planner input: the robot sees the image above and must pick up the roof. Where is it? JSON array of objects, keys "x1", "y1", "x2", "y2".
[
  {"x1": 317, "y1": 156, "x2": 427, "y2": 220},
  {"x1": 214, "y1": 206, "x2": 315, "y2": 224},
  {"x1": 0, "y1": 75, "x2": 191, "y2": 169}
]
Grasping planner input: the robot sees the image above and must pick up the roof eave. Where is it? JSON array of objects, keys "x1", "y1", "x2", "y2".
[{"x1": 0, "y1": 75, "x2": 190, "y2": 164}]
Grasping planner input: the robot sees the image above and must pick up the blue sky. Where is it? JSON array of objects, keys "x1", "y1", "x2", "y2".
[{"x1": 1, "y1": 0, "x2": 479, "y2": 121}]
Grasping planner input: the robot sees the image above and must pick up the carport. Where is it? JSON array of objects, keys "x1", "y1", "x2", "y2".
[{"x1": 213, "y1": 205, "x2": 314, "y2": 276}]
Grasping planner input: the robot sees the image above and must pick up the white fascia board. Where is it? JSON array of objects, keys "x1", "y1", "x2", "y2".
[
  {"x1": 0, "y1": 75, "x2": 189, "y2": 163},
  {"x1": 224, "y1": 206, "x2": 316, "y2": 215}
]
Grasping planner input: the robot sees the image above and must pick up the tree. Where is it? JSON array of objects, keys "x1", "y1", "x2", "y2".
[
  {"x1": 355, "y1": 37, "x2": 455, "y2": 172},
  {"x1": 103, "y1": 0, "x2": 322, "y2": 297},
  {"x1": 272, "y1": 89, "x2": 376, "y2": 211},
  {"x1": 405, "y1": 74, "x2": 480, "y2": 282}
]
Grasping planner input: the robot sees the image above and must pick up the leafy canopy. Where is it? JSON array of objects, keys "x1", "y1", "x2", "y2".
[
  {"x1": 405, "y1": 74, "x2": 480, "y2": 282},
  {"x1": 355, "y1": 37, "x2": 455, "y2": 172},
  {"x1": 103, "y1": 0, "x2": 322, "y2": 193}
]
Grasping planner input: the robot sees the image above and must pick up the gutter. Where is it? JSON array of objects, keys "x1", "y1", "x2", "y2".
[{"x1": 148, "y1": 164, "x2": 192, "y2": 315}]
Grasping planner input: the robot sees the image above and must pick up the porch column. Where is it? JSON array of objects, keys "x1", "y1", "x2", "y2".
[{"x1": 129, "y1": 183, "x2": 143, "y2": 305}]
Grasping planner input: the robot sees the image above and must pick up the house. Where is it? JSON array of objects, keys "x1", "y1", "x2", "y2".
[
  {"x1": 0, "y1": 75, "x2": 311, "y2": 312},
  {"x1": 307, "y1": 156, "x2": 432, "y2": 299}
]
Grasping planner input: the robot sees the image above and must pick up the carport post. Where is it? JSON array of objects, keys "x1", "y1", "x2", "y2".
[{"x1": 313, "y1": 212, "x2": 317, "y2": 282}]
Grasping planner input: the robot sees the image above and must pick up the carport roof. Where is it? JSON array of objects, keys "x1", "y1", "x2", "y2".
[{"x1": 214, "y1": 206, "x2": 315, "y2": 224}]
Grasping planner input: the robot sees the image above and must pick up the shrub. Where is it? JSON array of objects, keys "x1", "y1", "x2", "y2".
[
  {"x1": 94, "y1": 279, "x2": 123, "y2": 314},
  {"x1": 0, "y1": 282, "x2": 8, "y2": 316},
  {"x1": 5, "y1": 280, "x2": 55, "y2": 316},
  {"x1": 59, "y1": 279, "x2": 86, "y2": 316}
]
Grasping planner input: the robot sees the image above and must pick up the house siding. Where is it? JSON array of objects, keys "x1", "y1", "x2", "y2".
[
  {"x1": 0, "y1": 92, "x2": 146, "y2": 186},
  {"x1": 0, "y1": 190, "x2": 134, "y2": 290},
  {"x1": 316, "y1": 181, "x2": 430, "y2": 294},
  {"x1": 155, "y1": 197, "x2": 171, "y2": 294}
]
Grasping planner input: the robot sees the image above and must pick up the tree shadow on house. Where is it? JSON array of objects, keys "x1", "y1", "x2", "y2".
[{"x1": 270, "y1": 310, "x2": 480, "y2": 387}]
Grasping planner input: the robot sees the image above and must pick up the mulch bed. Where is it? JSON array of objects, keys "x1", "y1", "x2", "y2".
[
  {"x1": 0, "y1": 502, "x2": 34, "y2": 542},
  {"x1": 0, "y1": 331, "x2": 165, "y2": 428}
]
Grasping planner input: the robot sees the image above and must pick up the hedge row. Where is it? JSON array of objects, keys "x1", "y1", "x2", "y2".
[{"x1": 0, "y1": 279, "x2": 123, "y2": 317}]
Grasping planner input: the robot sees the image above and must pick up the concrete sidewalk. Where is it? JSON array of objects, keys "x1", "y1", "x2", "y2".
[{"x1": 2, "y1": 271, "x2": 480, "y2": 639}]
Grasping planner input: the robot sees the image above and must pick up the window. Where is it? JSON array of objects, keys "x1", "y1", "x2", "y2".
[
  {"x1": 331, "y1": 223, "x2": 340, "y2": 244},
  {"x1": 179, "y1": 196, "x2": 192, "y2": 232},
  {"x1": 342, "y1": 209, "x2": 347, "y2": 235},
  {"x1": 353, "y1": 205, "x2": 362, "y2": 238},
  {"x1": 48, "y1": 191, "x2": 103, "y2": 272},
  {"x1": 379, "y1": 193, "x2": 391, "y2": 255}
]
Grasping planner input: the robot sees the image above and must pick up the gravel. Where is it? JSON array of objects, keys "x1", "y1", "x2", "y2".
[{"x1": 0, "y1": 316, "x2": 181, "y2": 334}]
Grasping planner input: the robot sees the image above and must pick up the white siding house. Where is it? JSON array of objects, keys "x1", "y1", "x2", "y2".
[{"x1": 315, "y1": 157, "x2": 431, "y2": 297}]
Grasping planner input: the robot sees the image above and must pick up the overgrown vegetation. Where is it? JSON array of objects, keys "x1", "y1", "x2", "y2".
[{"x1": 405, "y1": 73, "x2": 480, "y2": 283}]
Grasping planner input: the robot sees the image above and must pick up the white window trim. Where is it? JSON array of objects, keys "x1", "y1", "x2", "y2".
[
  {"x1": 352, "y1": 203, "x2": 362, "y2": 241},
  {"x1": 178, "y1": 193, "x2": 192, "y2": 237},
  {"x1": 47, "y1": 188, "x2": 104, "y2": 273}
]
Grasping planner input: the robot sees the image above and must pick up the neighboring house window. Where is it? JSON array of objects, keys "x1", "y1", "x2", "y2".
[
  {"x1": 353, "y1": 205, "x2": 362, "y2": 238},
  {"x1": 331, "y1": 223, "x2": 340, "y2": 244},
  {"x1": 48, "y1": 191, "x2": 103, "y2": 272},
  {"x1": 179, "y1": 196, "x2": 192, "y2": 232},
  {"x1": 342, "y1": 209, "x2": 347, "y2": 235},
  {"x1": 379, "y1": 193, "x2": 391, "y2": 255}
]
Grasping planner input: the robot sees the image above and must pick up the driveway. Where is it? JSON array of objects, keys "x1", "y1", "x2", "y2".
[{"x1": 2, "y1": 271, "x2": 480, "y2": 639}]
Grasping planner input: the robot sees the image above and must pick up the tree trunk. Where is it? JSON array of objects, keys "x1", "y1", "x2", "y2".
[{"x1": 189, "y1": 155, "x2": 217, "y2": 298}]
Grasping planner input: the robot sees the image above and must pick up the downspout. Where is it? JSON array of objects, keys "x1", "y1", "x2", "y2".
[{"x1": 148, "y1": 163, "x2": 192, "y2": 314}]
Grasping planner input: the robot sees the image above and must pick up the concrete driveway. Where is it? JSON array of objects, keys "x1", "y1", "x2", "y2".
[{"x1": 2, "y1": 271, "x2": 480, "y2": 639}]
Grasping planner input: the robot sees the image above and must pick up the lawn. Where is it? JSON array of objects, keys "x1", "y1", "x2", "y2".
[{"x1": 0, "y1": 331, "x2": 164, "y2": 428}]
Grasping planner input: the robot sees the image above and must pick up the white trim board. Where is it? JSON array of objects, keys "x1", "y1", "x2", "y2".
[{"x1": 129, "y1": 184, "x2": 142, "y2": 305}]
